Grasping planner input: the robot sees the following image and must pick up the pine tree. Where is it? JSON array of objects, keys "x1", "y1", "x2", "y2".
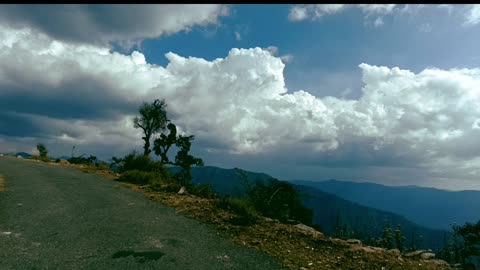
[
  {"x1": 382, "y1": 220, "x2": 394, "y2": 249},
  {"x1": 394, "y1": 224, "x2": 404, "y2": 252},
  {"x1": 408, "y1": 230, "x2": 417, "y2": 251}
]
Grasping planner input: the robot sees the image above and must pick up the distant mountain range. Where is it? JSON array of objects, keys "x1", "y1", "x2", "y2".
[
  {"x1": 2, "y1": 152, "x2": 32, "y2": 158},
  {"x1": 290, "y1": 179, "x2": 480, "y2": 231},
  {"x1": 168, "y1": 166, "x2": 448, "y2": 250}
]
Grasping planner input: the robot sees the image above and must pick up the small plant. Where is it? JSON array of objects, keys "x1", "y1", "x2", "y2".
[
  {"x1": 216, "y1": 196, "x2": 258, "y2": 226},
  {"x1": 68, "y1": 155, "x2": 97, "y2": 166},
  {"x1": 119, "y1": 170, "x2": 163, "y2": 185},
  {"x1": 190, "y1": 183, "x2": 217, "y2": 199},
  {"x1": 96, "y1": 162, "x2": 110, "y2": 171}
]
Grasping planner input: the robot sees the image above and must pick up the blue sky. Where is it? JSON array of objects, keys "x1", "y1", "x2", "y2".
[{"x1": 2, "y1": 4, "x2": 480, "y2": 190}]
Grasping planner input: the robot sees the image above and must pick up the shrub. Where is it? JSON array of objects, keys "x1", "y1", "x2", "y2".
[
  {"x1": 110, "y1": 152, "x2": 170, "y2": 177},
  {"x1": 96, "y1": 162, "x2": 110, "y2": 171},
  {"x1": 244, "y1": 178, "x2": 313, "y2": 225},
  {"x1": 190, "y1": 183, "x2": 217, "y2": 199},
  {"x1": 55, "y1": 158, "x2": 61, "y2": 163},
  {"x1": 68, "y1": 155, "x2": 97, "y2": 166},
  {"x1": 216, "y1": 196, "x2": 258, "y2": 226},
  {"x1": 118, "y1": 169, "x2": 178, "y2": 192},
  {"x1": 39, "y1": 156, "x2": 50, "y2": 162},
  {"x1": 119, "y1": 170, "x2": 163, "y2": 185}
]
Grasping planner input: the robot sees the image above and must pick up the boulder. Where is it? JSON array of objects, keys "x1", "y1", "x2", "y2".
[
  {"x1": 346, "y1": 239, "x2": 362, "y2": 245},
  {"x1": 350, "y1": 245, "x2": 384, "y2": 253},
  {"x1": 178, "y1": 186, "x2": 186, "y2": 195},
  {"x1": 404, "y1": 250, "x2": 426, "y2": 258},
  {"x1": 294, "y1": 223, "x2": 323, "y2": 238},
  {"x1": 388, "y1": 249, "x2": 401, "y2": 256},
  {"x1": 420, "y1": 252, "x2": 435, "y2": 260}
]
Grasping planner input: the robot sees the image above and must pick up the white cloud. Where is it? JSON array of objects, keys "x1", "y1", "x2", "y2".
[
  {"x1": 373, "y1": 17, "x2": 384, "y2": 27},
  {"x1": 0, "y1": 4, "x2": 228, "y2": 46},
  {"x1": 234, "y1": 31, "x2": 241, "y2": 41},
  {"x1": 464, "y1": 4, "x2": 480, "y2": 26},
  {"x1": 288, "y1": 6, "x2": 309, "y2": 22},
  {"x1": 288, "y1": 4, "x2": 396, "y2": 23},
  {"x1": 2, "y1": 25, "x2": 480, "y2": 188},
  {"x1": 357, "y1": 4, "x2": 396, "y2": 15},
  {"x1": 280, "y1": 54, "x2": 294, "y2": 63}
]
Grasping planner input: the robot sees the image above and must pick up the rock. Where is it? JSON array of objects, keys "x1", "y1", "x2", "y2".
[
  {"x1": 429, "y1": 259, "x2": 451, "y2": 267},
  {"x1": 388, "y1": 249, "x2": 401, "y2": 256},
  {"x1": 17, "y1": 155, "x2": 23, "y2": 159},
  {"x1": 350, "y1": 245, "x2": 383, "y2": 253},
  {"x1": 178, "y1": 186, "x2": 186, "y2": 195},
  {"x1": 404, "y1": 250, "x2": 426, "y2": 258},
  {"x1": 263, "y1": 217, "x2": 275, "y2": 222},
  {"x1": 294, "y1": 223, "x2": 323, "y2": 238},
  {"x1": 346, "y1": 239, "x2": 362, "y2": 245},
  {"x1": 0, "y1": 153, "x2": 3, "y2": 157},
  {"x1": 420, "y1": 252, "x2": 435, "y2": 260},
  {"x1": 286, "y1": 219, "x2": 300, "y2": 224}
]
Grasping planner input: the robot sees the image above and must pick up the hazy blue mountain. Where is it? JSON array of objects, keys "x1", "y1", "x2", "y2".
[
  {"x1": 289, "y1": 179, "x2": 480, "y2": 231},
  {"x1": 15, "y1": 152, "x2": 31, "y2": 158},
  {"x1": 169, "y1": 166, "x2": 448, "y2": 250},
  {"x1": 168, "y1": 166, "x2": 272, "y2": 197}
]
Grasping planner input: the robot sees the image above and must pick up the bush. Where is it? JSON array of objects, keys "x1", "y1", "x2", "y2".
[
  {"x1": 68, "y1": 155, "x2": 97, "y2": 166},
  {"x1": 96, "y1": 163, "x2": 110, "y2": 171},
  {"x1": 216, "y1": 196, "x2": 258, "y2": 226},
  {"x1": 110, "y1": 152, "x2": 170, "y2": 177},
  {"x1": 244, "y1": 178, "x2": 313, "y2": 225},
  {"x1": 39, "y1": 156, "x2": 50, "y2": 162},
  {"x1": 119, "y1": 170, "x2": 163, "y2": 185},
  {"x1": 190, "y1": 183, "x2": 217, "y2": 199}
]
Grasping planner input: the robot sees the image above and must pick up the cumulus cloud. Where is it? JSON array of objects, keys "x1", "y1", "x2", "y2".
[
  {"x1": 234, "y1": 31, "x2": 241, "y2": 41},
  {"x1": 2, "y1": 24, "x2": 480, "y2": 188},
  {"x1": 0, "y1": 4, "x2": 228, "y2": 47}
]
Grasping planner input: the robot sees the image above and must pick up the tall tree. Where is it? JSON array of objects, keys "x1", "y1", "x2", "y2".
[
  {"x1": 153, "y1": 122, "x2": 203, "y2": 187},
  {"x1": 173, "y1": 134, "x2": 204, "y2": 186},
  {"x1": 153, "y1": 122, "x2": 177, "y2": 164},
  {"x1": 395, "y1": 224, "x2": 405, "y2": 252},
  {"x1": 36, "y1": 143, "x2": 48, "y2": 157},
  {"x1": 133, "y1": 99, "x2": 168, "y2": 156},
  {"x1": 382, "y1": 220, "x2": 394, "y2": 249}
]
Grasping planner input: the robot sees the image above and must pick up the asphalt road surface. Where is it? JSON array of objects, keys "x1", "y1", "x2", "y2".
[{"x1": 0, "y1": 157, "x2": 285, "y2": 270}]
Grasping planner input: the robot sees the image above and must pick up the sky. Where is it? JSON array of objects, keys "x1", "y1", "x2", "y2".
[{"x1": 1, "y1": 4, "x2": 480, "y2": 190}]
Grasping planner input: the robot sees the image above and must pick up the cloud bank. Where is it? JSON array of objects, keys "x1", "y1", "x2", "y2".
[
  {"x1": 1, "y1": 24, "x2": 480, "y2": 189},
  {"x1": 0, "y1": 4, "x2": 228, "y2": 47}
]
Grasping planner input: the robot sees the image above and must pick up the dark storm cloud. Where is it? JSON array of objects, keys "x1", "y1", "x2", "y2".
[
  {"x1": 0, "y1": 4, "x2": 227, "y2": 46},
  {"x1": 0, "y1": 74, "x2": 138, "y2": 121}
]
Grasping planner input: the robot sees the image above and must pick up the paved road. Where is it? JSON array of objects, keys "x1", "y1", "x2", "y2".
[{"x1": 0, "y1": 157, "x2": 285, "y2": 270}]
